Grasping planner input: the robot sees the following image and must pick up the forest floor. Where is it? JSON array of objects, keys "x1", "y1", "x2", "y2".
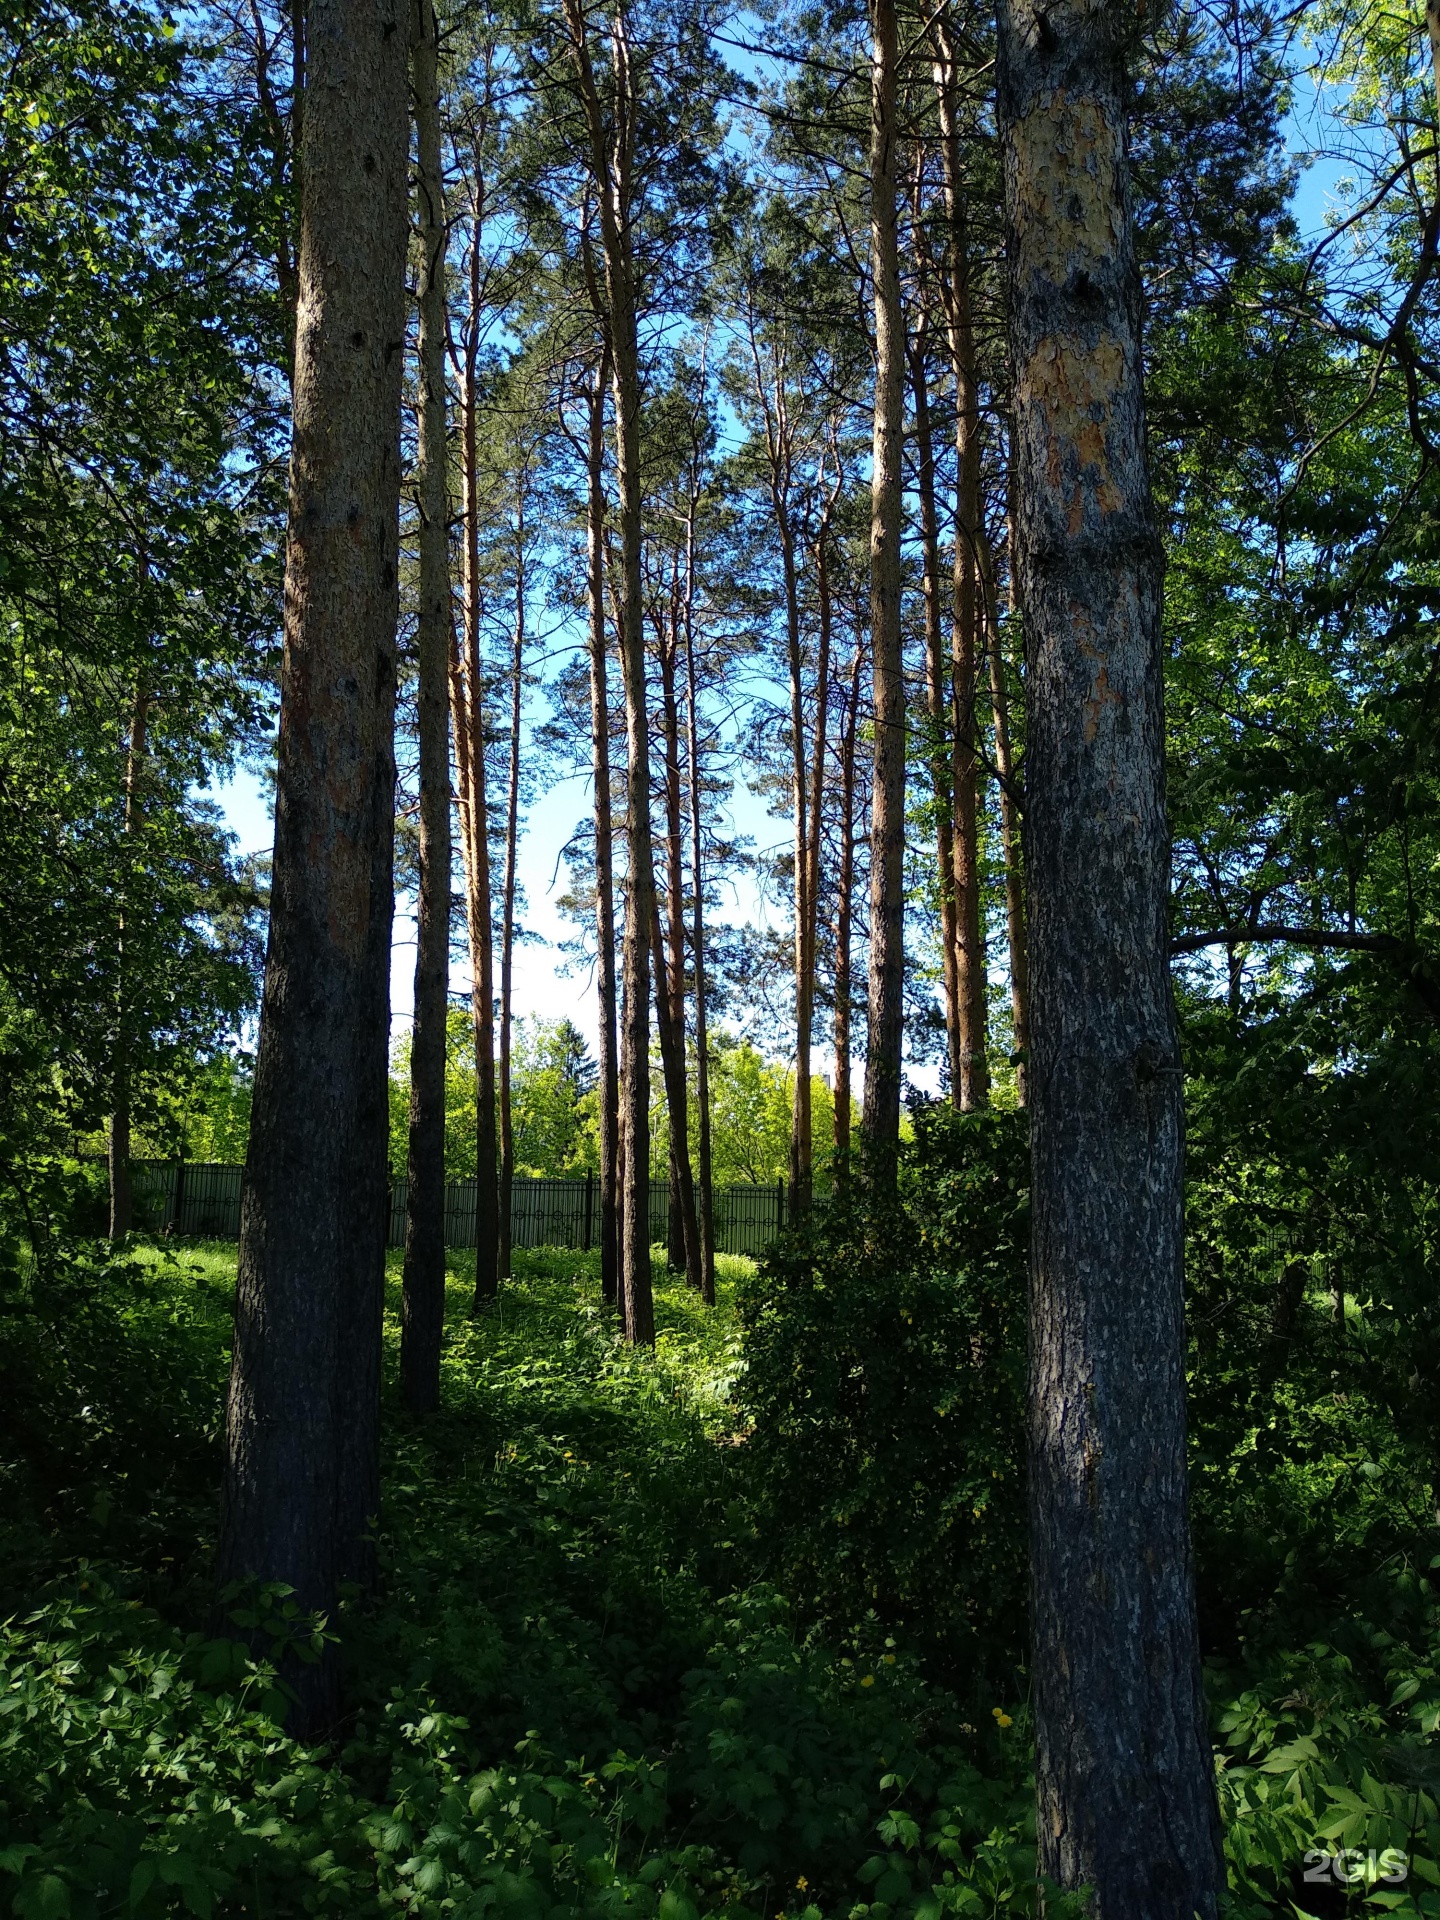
[{"x1": 4, "y1": 1237, "x2": 1440, "y2": 1916}]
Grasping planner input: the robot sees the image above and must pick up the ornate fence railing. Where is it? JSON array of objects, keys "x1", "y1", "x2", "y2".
[{"x1": 123, "y1": 1161, "x2": 790, "y2": 1259}]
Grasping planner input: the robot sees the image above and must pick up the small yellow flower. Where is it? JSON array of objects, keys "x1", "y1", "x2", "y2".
[
  {"x1": 996, "y1": 1712, "x2": 1013, "y2": 1729},
  {"x1": 796, "y1": 1878, "x2": 809, "y2": 1892},
  {"x1": 861, "y1": 1674, "x2": 875, "y2": 1688},
  {"x1": 563, "y1": 1451, "x2": 574, "y2": 1461},
  {"x1": 882, "y1": 1653, "x2": 896, "y2": 1665}
]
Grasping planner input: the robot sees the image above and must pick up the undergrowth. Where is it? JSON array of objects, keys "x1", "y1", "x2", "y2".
[{"x1": 2, "y1": 1201, "x2": 1440, "y2": 1916}]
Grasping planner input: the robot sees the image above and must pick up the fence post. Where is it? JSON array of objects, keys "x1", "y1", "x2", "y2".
[
  {"x1": 171, "y1": 1150, "x2": 187, "y2": 1236},
  {"x1": 777, "y1": 1176, "x2": 784, "y2": 1237},
  {"x1": 583, "y1": 1169, "x2": 593, "y2": 1250}
]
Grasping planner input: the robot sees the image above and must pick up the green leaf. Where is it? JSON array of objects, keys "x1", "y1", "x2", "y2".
[{"x1": 14, "y1": 1875, "x2": 71, "y2": 1920}]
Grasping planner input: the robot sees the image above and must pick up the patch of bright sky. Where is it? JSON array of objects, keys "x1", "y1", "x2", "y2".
[
  {"x1": 1286, "y1": 60, "x2": 1362, "y2": 242},
  {"x1": 205, "y1": 689, "x2": 790, "y2": 1066}
]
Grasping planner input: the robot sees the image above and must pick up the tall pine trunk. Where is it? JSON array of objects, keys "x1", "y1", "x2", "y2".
[
  {"x1": 454, "y1": 223, "x2": 500, "y2": 1310},
  {"x1": 933, "y1": 16, "x2": 990, "y2": 1109},
  {"x1": 833, "y1": 644, "x2": 863, "y2": 1191},
  {"x1": 908, "y1": 299, "x2": 963, "y2": 1106},
  {"x1": 981, "y1": 525, "x2": 1031, "y2": 1098},
  {"x1": 563, "y1": 0, "x2": 655, "y2": 1343},
  {"x1": 584, "y1": 350, "x2": 621, "y2": 1309},
  {"x1": 742, "y1": 318, "x2": 812, "y2": 1230},
  {"x1": 997, "y1": 0, "x2": 1221, "y2": 1905},
  {"x1": 109, "y1": 683, "x2": 149, "y2": 1241},
  {"x1": 782, "y1": 503, "x2": 812, "y2": 1225},
  {"x1": 657, "y1": 613, "x2": 701, "y2": 1288},
  {"x1": 498, "y1": 527, "x2": 524, "y2": 1281},
  {"x1": 682, "y1": 581, "x2": 715, "y2": 1304},
  {"x1": 861, "y1": 0, "x2": 907, "y2": 1189},
  {"x1": 799, "y1": 477, "x2": 834, "y2": 1212},
  {"x1": 219, "y1": 0, "x2": 408, "y2": 1736},
  {"x1": 401, "y1": 0, "x2": 453, "y2": 1415}
]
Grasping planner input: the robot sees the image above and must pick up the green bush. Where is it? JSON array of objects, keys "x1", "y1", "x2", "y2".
[
  {"x1": 0, "y1": 1247, "x2": 229, "y2": 1611},
  {"x1": 733, "y1": 1109, "x2": 1029, "y2": 1691},
  {"x1": 1210, "y1": 1565, "x2": 1440, "y2": 1916}
]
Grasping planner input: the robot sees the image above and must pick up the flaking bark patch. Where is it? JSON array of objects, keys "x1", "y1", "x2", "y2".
[
  {"x1": 1018, "y1": 331, "x2": 1125, "y2": 526},
  {"x1": 1011, "y1": 93, "x2": 1124, "y2": 284}
]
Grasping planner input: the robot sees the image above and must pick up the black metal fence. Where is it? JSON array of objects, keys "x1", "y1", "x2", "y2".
[{"x1": 127, "y1": 1161, "x2": 788, "y2": 1258}]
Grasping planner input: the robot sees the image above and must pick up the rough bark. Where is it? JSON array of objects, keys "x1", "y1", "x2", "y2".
[
  {"x1": 861, "y1": 0, "x2": 907, "y2": 1189},
  {"x1": 996, "y1": 0, "x2": 1222, "y2": 1905},
  {"x1": 584, "y1": 350, "x2": 621, "y2": 1310},
  {"x1": 219, "y1": 0, "x2": 408, "y2": 1736},
  {"x1": 563, "y1": 0, "x2": 655, "y2": 1344},
  {"x1": 108, "y1": 684, "x2": 149, "y2": 1242},
  {"x1": 401, "y1": 0, "x2": 452, "y2": 1416},
  {"x1": 453, "y1": 217, "x2": 500, "y2": 1310},
  {"x1": 932, "y1": 17, "x2": 990, "y2": 1110}
]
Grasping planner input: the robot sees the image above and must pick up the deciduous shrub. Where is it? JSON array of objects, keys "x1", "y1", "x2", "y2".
[{"x1": 734, "y1": 1110, "x2": 1029, "y2": 1690}]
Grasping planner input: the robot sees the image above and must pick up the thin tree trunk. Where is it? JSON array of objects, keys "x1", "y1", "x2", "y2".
[
  {"x1": 563, "y1": 0, "x2": 655, "y2": 1343},
  {"x1": 833, "y1": 645, "x2": 863, "y2": 1191},
  {"x1": 248, "y1": 5, "x2": 299, "y2": 371},
  {"x1": 289, "y1": 0, "x2": 304, "y2": 205},
  {"x1": 682, "y1": 570, "x2": 715, "y2": 1304},
  {"x1": 650, "y1": 885, "x2": 699, "y2": 1289},
  {"x1": 908, "y1": 292, "x2": 963, "y2": 1106},
  {"x1": 996, "y1": 0, "x2": 1222, "y2": 1904},
  {"x1": 783, "y1": 501, "x2": 812, "y2": 1225},
  {"x1": 799, "y1": 477, "x2": 835, "y2": 1211},
  {"x1": 666, "y1": 1161, "x2": 685, "y2": 1270},
  {"x1": 401, "y1": 0, "x2": 453, "y2": 1415},
  {"x1": 932, "y1": 16, "x2": 990, "y2": 1110},
  {"x1": 219, "y1": 0, "x2": 408, "y2": 1737},
  {"x1": 498, "y1": 513, "x2": 525, "y2": 1281},
  {"x1": 862, "y1": 0, "x2": 907, "y2": 1189},
  {"x1": 584, "y1": 348, "x2": 621, "y2": 1309},
  {"x1": 657, "y1": 601, "x2": 701, "y2": 1288},
  {"x1": 615, "y1": 973, "x2": 629, "y2": 1334},
  {"x1": 453, "y1": 216, "x2": 499, "y2": 1310},
  {"x1": 109, "y1": 683, "x2": 149, "y2": 1241},
  {"x1": 744, "y1": 318, "x2": 813, "y2": 1229},
  {"x1": 980, "y1": 524, "x2": 1031, "y2": 1098}
]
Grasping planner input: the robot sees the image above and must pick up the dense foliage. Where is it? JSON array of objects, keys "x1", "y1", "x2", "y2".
[{"x1": 6, "y1": 1083, "x2": 1440, "y2": 1914}]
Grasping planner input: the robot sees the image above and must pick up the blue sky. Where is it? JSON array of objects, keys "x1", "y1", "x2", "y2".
[{"x1": 209, "y1": 37, "x2": 1362, "y2": 1078}]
